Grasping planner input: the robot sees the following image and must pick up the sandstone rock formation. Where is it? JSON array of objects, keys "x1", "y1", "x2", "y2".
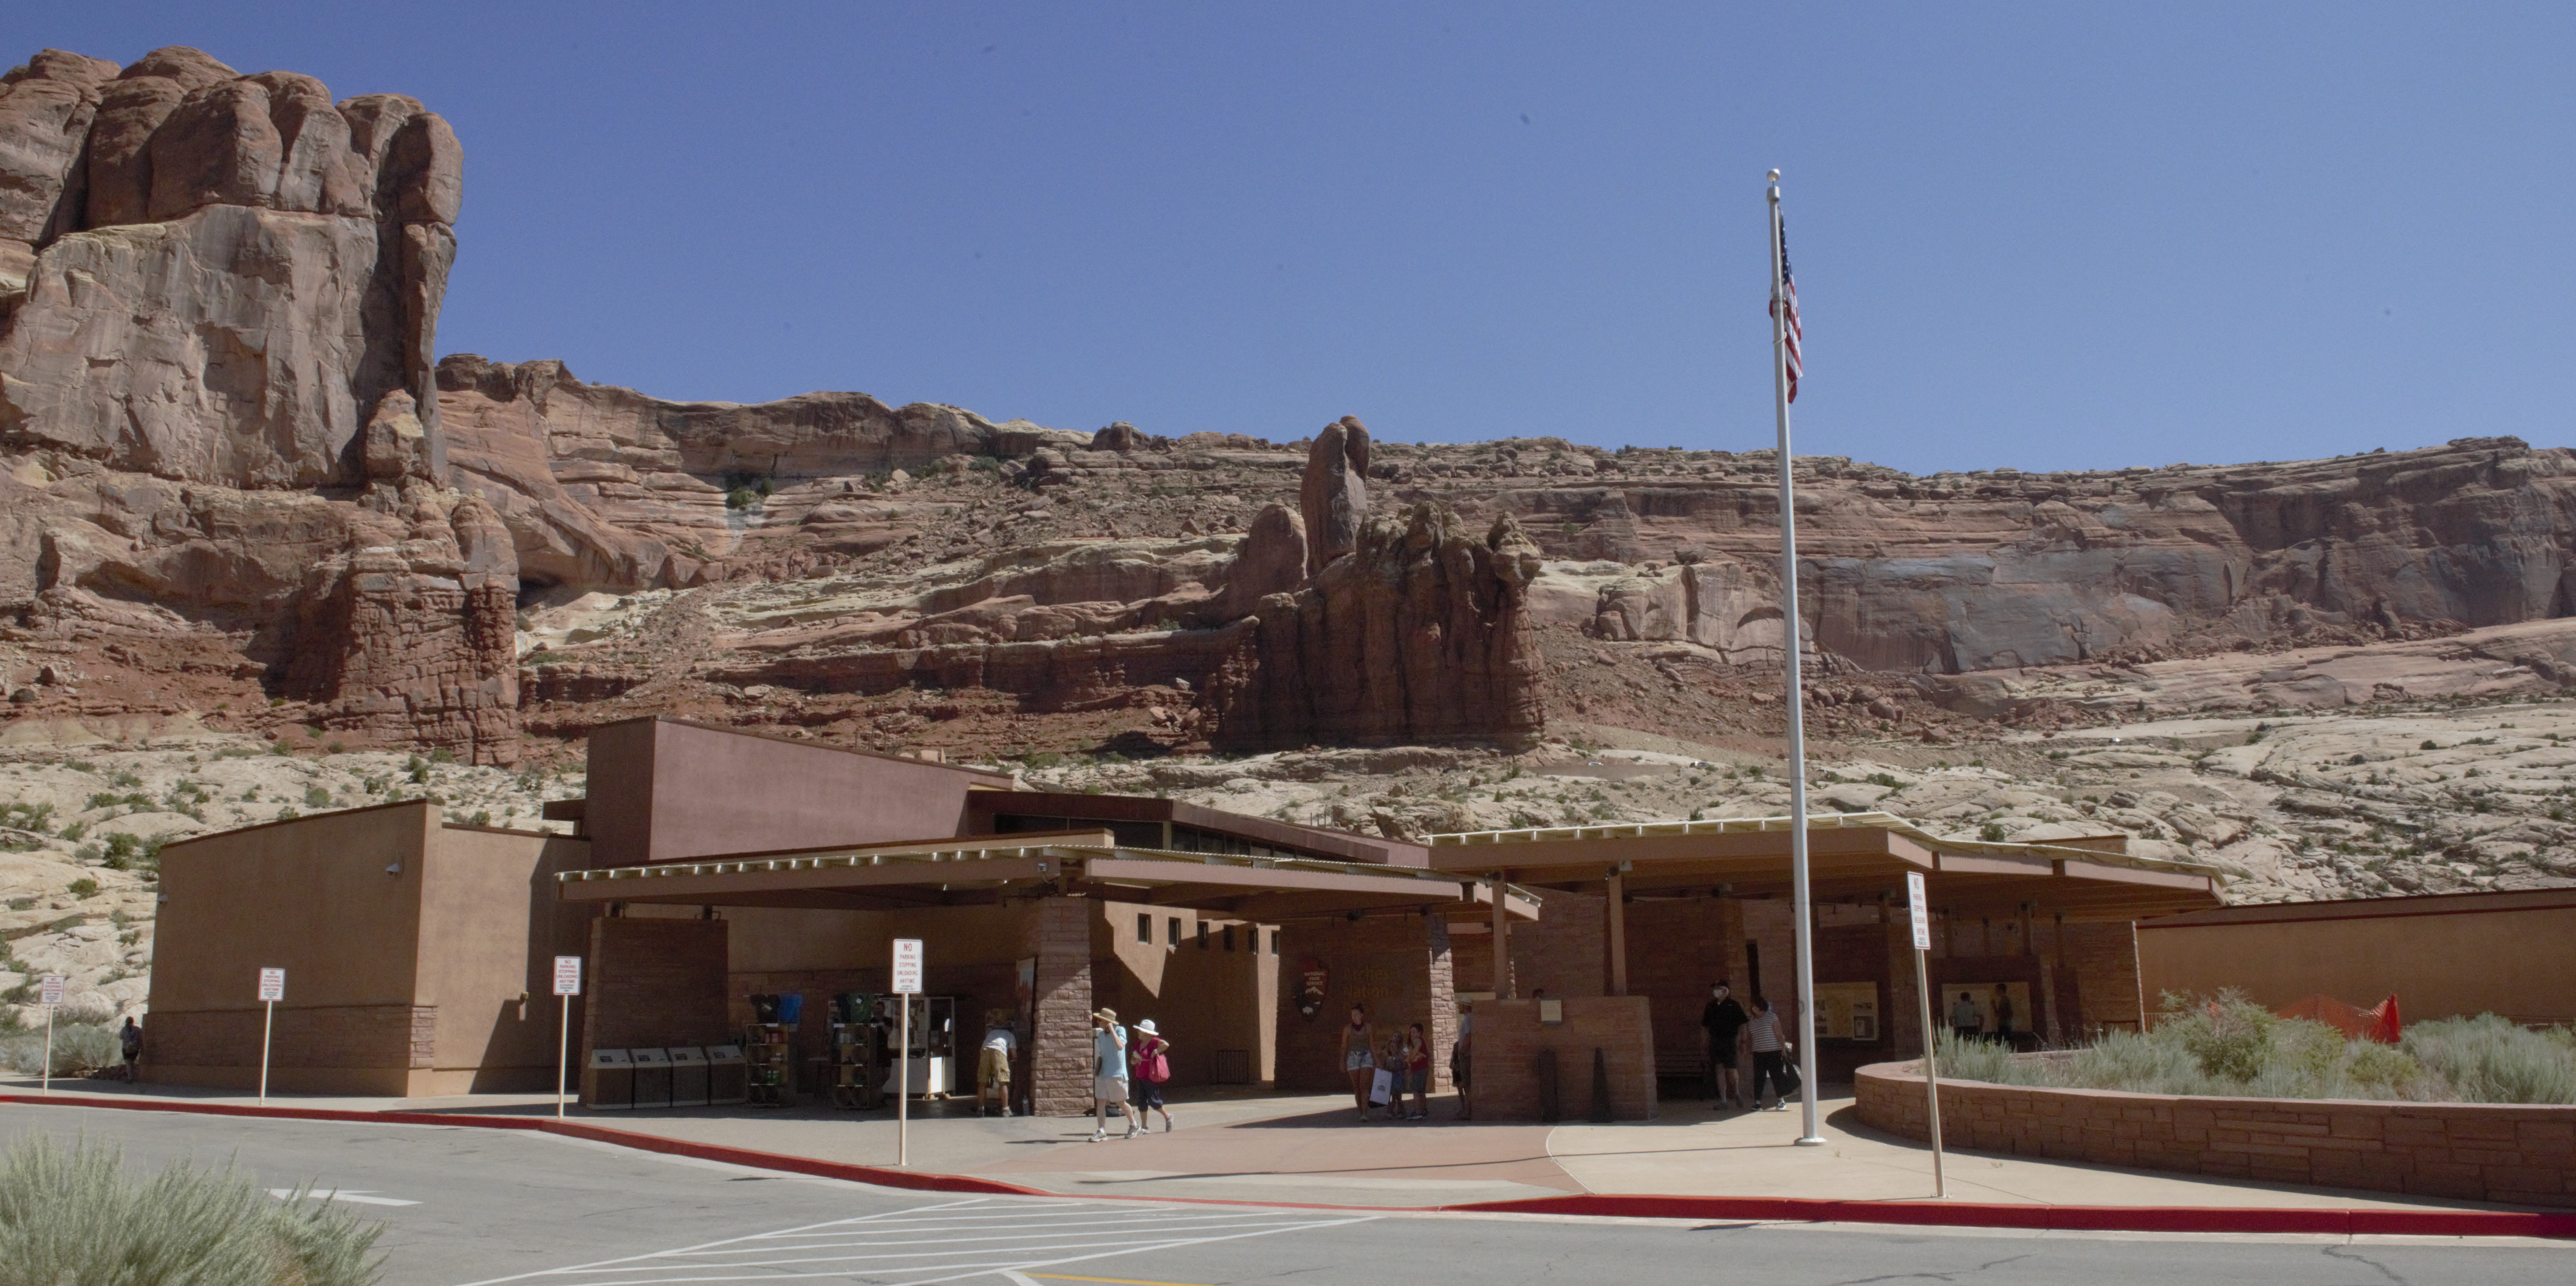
[
  {"x1": 1299, "y1": 415, "x2": 1369, "y2": 576},
  {"x1": 0, "y1": 47, "x2": 460, "y2": 489},
  {"x1": 1207, "y1": 503, "x2": 1548, "y2": 751}
]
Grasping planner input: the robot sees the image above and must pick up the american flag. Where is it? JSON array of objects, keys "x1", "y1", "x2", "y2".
[{"x1": 1773, "y1": 223, "x2": 1803, "y2": 403}]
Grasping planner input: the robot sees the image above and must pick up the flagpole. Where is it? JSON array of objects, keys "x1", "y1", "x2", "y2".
[{"x1": 1767, "y1": 168, "x2": 1823, "y2": 1146}]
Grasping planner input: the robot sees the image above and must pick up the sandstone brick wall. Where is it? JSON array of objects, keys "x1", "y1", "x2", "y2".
[
  {"x1": 581, "y1": 916, "x2": 728, "y2": 1105},
  {"x1": 1275, "y1": 912, "x2": 1453, "y2": 1094},
  {"x1": 1466, "y1": 996, "x2": 1656, "y2": 1121},
  {"x1": 2058, "y1": 921, "x2": 2144, "y2": 1030},
  {"x1": 1023, "y1": 896, "x2": 1093, "y2": 1116},
  {"x1": 145, "y1": 1003, "x2": 433, "y2": 1082},
  {"x1": 1856, "y1": 1061, "x2": 2576, "y2": 1207}
]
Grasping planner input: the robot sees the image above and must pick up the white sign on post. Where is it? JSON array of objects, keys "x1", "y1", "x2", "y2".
[
  {"x1": 256, "y1": 966, "x2": 285, "y2": 1105},
  {"x1": 38, "y1": 974, "x2": 64, "y2": 1006},
  {"x1": 551, "y1": 955, "x2": 581, "y2": 1118},
  {"x1": 1906, "y1": 872, "x2": 1932, "y2": 951},
  {"x1": 258, "y1": 967, "x2": 287, "y2": 1002},
  {"x1": 891, "y1": 938, "x2": 923, "y2": 995},
  {"x1": 553, "y1": 955, "x2": 582, "y2": 997}
]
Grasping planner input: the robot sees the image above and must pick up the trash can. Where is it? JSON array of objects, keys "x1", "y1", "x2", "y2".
[
  {"x1": 668, "y1": 1046, "x2": 709, "y2": 1107},
  {"x1": 630, "y1": 1046, "x2": 673, "y2": 1109},
  {"x1": 586, "y1": 1048, "x2": 633, "y2": 1110},
  {"x1": 706, "y1": 1043, "x2": 747, "y2": 1106}
]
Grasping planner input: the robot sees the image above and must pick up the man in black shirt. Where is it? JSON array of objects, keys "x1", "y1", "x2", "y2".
[{"x1": 1701, "y1": 981, "x2": 1750, "y2": 1108}]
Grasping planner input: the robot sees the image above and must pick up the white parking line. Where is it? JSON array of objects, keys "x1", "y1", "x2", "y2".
[
  {"x1": 453, "y1": 1196, "x2": 1368, "y2": 1286},
  {"x1": 270, "y1": 1188, "x2": 422, "y2": 1207}
]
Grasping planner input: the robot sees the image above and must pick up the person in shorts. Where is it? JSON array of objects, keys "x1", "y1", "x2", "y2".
[
  {"x1": 1701, "y1": 981, "x2": 1749, "y2": 1108},
  {"x1": 1402, "y1": 1023, "x2": 1432, "y2": 1120},
  {"x1": 975, "y1": 1010, "x2": 1016, "y2": 1117},
  {"x1": 1089, "y1": 1008, "x2": 1132, "y2": 1141},
  {"x1": 1127, "y1": 1018, "x2": 1175, "y2": 1132},
  {"x1": 1340, "y1": 1003, "x2": 1377, "y2": 1123}
]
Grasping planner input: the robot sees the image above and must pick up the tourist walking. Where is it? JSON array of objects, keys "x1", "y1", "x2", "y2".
[
  {"x1": 975, "y1": 1009, "x2": 1016, "y2": 1117},
  {"x1": 1340, "y1": 1003, "x2": 1377, "y2": 1123},
  {"x1": 1451, "y1": 1000, "x2": 1475, "y2": 1120},
  {"x1": 1701, "y1": 981, "x2": 1748, "y2": 1108},
  {"x1": 1950, "y1": 990, "x2": 1982, "y2": 1042},
  {"x1": 1402, "y1": 1023, "x2": 1432, "y2": 1120},
  {"x1": 1992, "y1": 984, "x2": 2016, "y2": 1045},
  {"x1": 1742, "y1": 996, "x2": 1794, "y2": 1111},
  {"x1": 119, "y1": 1016, "x2": 143, "y2": 1082},
  {"x1": 1128, "y1": 1018, "x2": 1175, "y2": 1133},
  {"x1": 1089, "y1": 1008, "x2": 1132, "y2": 1141}
]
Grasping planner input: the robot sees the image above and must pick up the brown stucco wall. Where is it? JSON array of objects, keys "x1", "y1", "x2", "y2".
[
  {"x1": 1856, "y1": 1059, "x2": 2576, "y2": 1207},
  {"x1": 415, "y1": 827, "x2": 594, "y2": 1093},
  {"x1": 1275, "y1": 912, "x2": 1456, "y2": 1095},
  {"x1": 1094, "y1": 900, "x2": 1271, "y2": 1089},
  {"x1": 2138, "y1": 893, "x2": 2576, "y2": 1027},
  {"x1": 582, "y1": 717, "x2": 1007, "y2": 867},
  {"x1": 143, "y1": 802, "x2": 437, "y2": 1093}
]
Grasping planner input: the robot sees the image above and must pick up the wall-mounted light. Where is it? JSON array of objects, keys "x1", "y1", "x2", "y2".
[{"x1": 384, "y1": 861, "x2": 402, "y2": 875}]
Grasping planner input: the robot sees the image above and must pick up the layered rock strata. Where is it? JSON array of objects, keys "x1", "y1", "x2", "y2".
[{"x1": 1207, "y1": 503, "x2": 1548, "y2": 750}]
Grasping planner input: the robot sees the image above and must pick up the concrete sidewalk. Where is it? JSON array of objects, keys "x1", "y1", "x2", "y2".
[{"x1": 2, "y1": 1073, "x2": 2548, "y2": 1215}]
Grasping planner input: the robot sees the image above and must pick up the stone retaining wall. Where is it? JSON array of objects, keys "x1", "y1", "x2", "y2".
[{"x1": 1855, "y1": 1059, "x2": 2575, "y2": 1207}]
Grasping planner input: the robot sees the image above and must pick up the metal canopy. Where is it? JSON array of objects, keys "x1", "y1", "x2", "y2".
[
  {"x1": 1425, "y1": 811, "x2": 2224, "y2": 923},
  {"x1": 554, "y1": 829, "x2": 1508, "y2": 921}
]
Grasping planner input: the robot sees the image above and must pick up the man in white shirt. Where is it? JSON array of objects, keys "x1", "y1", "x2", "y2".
[
  {"x1": 1090, "y1": 1007, "x2": 1132, "y2": 1141},
  {"x1": 977, "y1": 1010, "x2": 1018, "y2": 1117}
]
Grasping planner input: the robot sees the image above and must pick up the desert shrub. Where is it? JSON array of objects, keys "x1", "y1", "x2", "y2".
[
  {"x1": 304, "y1": 786, "x2": 332, "y2": 809},
  {"x1": 0, "y1": 1134, "x2": 385, "y2": 1285},
  {"x1": 65, "y1": 878, "x2": 97, "y2": 899},
  {"x1": 2404, "y1": 1015, "x2": 2576, "y2": 1105},
  {"x1": 0, "y1": 1021, "x2": 118, "y2": 1074}
]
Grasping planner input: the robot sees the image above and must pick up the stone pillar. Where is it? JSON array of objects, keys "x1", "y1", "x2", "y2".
[
  {"x1": 1023, "y1": 895, "x2": 1095, "y2": 1116},
  {"x1": 1426, "y1": 915, "x2": 1458, "y2": 1092},
  {"x1": 1606, "y1": 872, "x2": 1628, "y2": 996}
]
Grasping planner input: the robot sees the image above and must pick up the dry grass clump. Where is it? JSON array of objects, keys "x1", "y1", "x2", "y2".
[
  {"x1": 0, "y1": 1134, "x2": 385, "y2": 1285},
  {"x1": 1930, "y1": 991, "x2": 2576, "y2": 1105}
]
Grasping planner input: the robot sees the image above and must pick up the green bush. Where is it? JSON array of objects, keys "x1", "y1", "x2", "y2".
[
  {"x1": 0, "y1": 1021, "x2": 118, "y2": 1074},
  {"x1": 0, "y1": 1134, "x2": 385, "y2": 1285},
  {"x1": 304, "y1": 786, "x2": 332, "y2": 809},
  {"x1": 65, "y1": 878, "x2": 97, "y2": 899},
  {"x1": 1926, "y1": 992, "x2": 2574, "y2": 1104}
]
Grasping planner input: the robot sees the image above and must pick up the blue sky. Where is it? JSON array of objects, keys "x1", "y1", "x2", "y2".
[{"x1": 21, "y1": 4, "x2": 2575, "y2": 472}]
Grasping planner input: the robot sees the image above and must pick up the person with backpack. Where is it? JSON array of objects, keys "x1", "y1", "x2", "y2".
[
  {"x1": 1127, "y1": 1018, "x2": 1175, "y2": 1132},
  {"x1": 119, "y1": 1016, "x2": 143, "y2": 1082}
]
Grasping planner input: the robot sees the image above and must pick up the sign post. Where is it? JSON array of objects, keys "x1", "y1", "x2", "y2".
[
  {"x1": 552, "y1": 955, "x2": 582, "y2": 1119},
  {"x1": 256, "y1": 967, "x2": 286, "y2": 1106},
  {"x1": 891, "y1": 938, "x2": 923, "y2": 1167},
  {"x1": 37, "y1": 975, "x2": 64, "y2": 1094},
  {"x1": 1906, "y1": 872, "x2": 1945, "y2": 1198}
]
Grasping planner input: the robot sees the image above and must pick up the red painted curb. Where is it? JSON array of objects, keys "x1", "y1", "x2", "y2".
[{"x1": 6, "y1": 1093, "x2": 2568, "y2": 1237}]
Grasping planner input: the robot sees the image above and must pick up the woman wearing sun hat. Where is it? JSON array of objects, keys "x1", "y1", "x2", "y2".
[
  {"x1": 1128, "y1": 1018, "x2": 1175, "y2": 1133},
  {"x1": 1089, "y1": 1008, "x2": 1132, "y2": 1142}
]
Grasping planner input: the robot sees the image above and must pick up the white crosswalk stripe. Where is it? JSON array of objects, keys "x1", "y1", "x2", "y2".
[{"x1": 453, "y1": 1196, "x2": 1368, "y2": 1286}]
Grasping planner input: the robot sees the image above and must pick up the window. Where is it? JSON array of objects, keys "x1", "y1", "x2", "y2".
[
  {"x1": 1223, "y1": 925, "x2": 1236, "y2": 952},
  {"x1": 1269, "y1": 929, "x2": 1279, "y2": 956},
  {"x1": 1197, "y1": 921, "x2": 1209, "y2": 949},
  {"x1": 1166, "y1": 917, "x2": 1181, "y2": 947},
  {"x1": 1136, "y1": 913, "x2": 1151, "y2": 944}
]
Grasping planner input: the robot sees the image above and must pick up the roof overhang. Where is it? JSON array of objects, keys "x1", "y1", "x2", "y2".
[
  {"x1": 555, "y1": 829, "x2": 1488, "y2": 920},
  {"x1": 1426, "y1": 812, "x2": 2223, "y2": 923}
]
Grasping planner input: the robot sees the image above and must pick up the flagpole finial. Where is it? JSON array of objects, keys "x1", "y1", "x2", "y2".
[{"x1": 1767, "y1": 168, "x2": 1780, "y2": 183}]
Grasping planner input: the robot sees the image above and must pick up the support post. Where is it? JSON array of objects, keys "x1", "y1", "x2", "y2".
[
  {"x1": 897, "y1": 992, "x2": 912, "y2": 1166},
  {"x1": 1915, "y1": 942, "x2": 1946, "y2": 1199},
  {"x1": 1490, "y1": 873, "x2": 1512, "y2": 998},
  {"x1": 258, "y1": 999, "x2": 274, "y2": 1106},
  {"x1": 556, "y1": 997, "x2": 570, "y2": 1119},
  {"x1": 40, "y1": 1003, "x2": 53, "y2": 1095},
  {"x1": 1606, "y1": 870, "x2": 1628, "y2": 997}
]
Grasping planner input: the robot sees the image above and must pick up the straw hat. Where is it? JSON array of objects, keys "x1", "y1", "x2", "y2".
[
  {"x1": 1091, "y1": 1007, "x2": 1118, "y2": 1023},
  {"x1": 1134, "y1": 1019, "x2": 1159, "y2": 1036}
]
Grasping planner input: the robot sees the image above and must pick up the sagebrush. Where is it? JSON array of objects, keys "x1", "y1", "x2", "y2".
[
  {"x1": 0, "y1": 1133, "x2": 385, "y2": 1286},
  {"x1": 1930, "y1": 991, "x2": 2576, "y2": 1104}
]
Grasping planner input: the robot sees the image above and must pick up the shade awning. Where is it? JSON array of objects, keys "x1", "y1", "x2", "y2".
[
  {"x1": 1425, "y1": 811, "x2": 2223, "y2": 922},
  {"x1": 555, "y1": 829, "x2": 1495, "y2": 920}
]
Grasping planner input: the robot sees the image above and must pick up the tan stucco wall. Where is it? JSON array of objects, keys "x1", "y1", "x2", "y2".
[
  {"x1": 416, "y1": 827, "x2": 594, "y2": 1091},
  {"x1": 144, "y1": 802, "x2": 435, "y2": 1091},
  {"x1": 2139, "y1": 905, "x2": 2576, "y2": 1026},
  {"x1": 1095, "y1": 899, "x2": 1274, "y2": 1086}
]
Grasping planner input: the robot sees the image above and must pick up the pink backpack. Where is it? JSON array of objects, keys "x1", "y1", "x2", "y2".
[{"x1": 1141, "y1": 1038, "x2": 1170, "y2": 1084}]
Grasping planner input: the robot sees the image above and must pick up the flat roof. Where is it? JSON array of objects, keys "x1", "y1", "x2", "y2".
[
  {"x1": 1424, "y1": 811, "x2": 2224, "y2": 923},
  {"x1": 2141, "y1": 886, "x2": 2576, "y2": 929},
  {"x1": 555, "y1": 829, "x2": 1513, "y2": 922},
  {"x1": 972, "y1": 791, "x2": 1429, "y2": 866}
]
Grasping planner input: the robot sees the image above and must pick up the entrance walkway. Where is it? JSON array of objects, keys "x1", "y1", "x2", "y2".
[{"x1": 4, "y1": 1074, "x2": 2547, "y2": 1215}]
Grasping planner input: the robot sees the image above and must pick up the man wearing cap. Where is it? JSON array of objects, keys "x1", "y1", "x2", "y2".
[{"x1": 1090, "y1": 1008, "x2": 1132, "y2": 1142}]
